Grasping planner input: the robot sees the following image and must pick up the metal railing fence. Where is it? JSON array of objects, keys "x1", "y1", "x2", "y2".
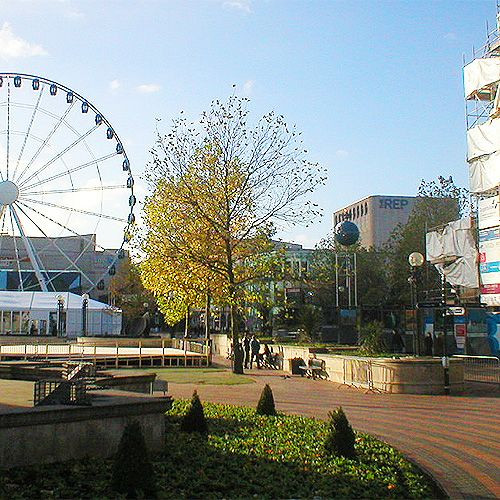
[{"x1": 454, "y1": 355, "x2": 500, "y2": 384}]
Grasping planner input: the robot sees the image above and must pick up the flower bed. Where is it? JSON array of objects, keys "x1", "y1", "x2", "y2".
[{"x1": 0, "y1": 401, "x2": 442, "y2": 498}]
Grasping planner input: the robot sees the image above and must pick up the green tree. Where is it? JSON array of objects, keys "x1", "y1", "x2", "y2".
[
  {"x1": 307, "y1": 237, "x2": 389, "y2": 316},
  {"x1": 385, "y1": 176, "x2": 463, "y2": 305},
  {"x1": 142, "y1": 96, "x2": 325, "y2": 373}
]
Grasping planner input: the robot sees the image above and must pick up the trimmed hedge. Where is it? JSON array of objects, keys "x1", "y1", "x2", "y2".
[
  {"x1": 324, "y1": 407, "x2": 356, "y2": 459},
  {"x1": 180, "y1": 391, "x2": 208, "y2": 434},
  {"x1": 256, "y1": 384, "x2": 277, "y2": 416},
  {"x1": 112, "y1": 421, "x2": 156, "y2": 498}
]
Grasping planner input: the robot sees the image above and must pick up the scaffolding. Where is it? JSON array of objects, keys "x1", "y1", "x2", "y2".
[{"x1": 465, "y1": 4, "x2": 500, "y2": 307}]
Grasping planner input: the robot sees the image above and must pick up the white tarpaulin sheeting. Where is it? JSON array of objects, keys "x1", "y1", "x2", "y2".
[
  {"x1": 464, "y1": 57, "x2": 500, "y2": 99},
  {"x1": 467, "y1": 118, "x2": 500, "y2": 161},
  {"x1": 426, "y1": 218, "x2": 479, "y2": 288},
  {"x1": 478, "y1": 195, "x2": 500, "y2": 229},
  {"x1": 469, "y1": 150, "x2": 500, "y2": 193}
]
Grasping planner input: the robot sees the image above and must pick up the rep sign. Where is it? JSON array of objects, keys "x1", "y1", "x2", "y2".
[{"x1": 379, "y1": 198, "x2": 410, "y2": 210}]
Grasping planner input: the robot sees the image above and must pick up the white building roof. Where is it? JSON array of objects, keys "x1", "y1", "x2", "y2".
[{"x1": 0, "y1": 291, "x2": 118, "y2": 312}]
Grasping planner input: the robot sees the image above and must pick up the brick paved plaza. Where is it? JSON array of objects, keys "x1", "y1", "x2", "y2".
[{"x1": 168, "y1": 359, "x2": 500, "y2": 500}]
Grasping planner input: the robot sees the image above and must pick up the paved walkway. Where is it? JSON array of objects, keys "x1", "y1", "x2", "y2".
[{"x1": 168, "y1": 360, "x2": 500, "y2": 499}]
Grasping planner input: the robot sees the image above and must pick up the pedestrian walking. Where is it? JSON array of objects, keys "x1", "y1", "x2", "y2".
[
  {"x1": 424, "y1": 332, "x2": 433, "y2": 356},
  {"x1": 250, "y1": 335, "x2": 261, "y2": 369},
  {"x1": 391, "y1": 328, "x2": 405, "y2": 354},
  {"x1": 243, "y1": 333, "x2": 251, "y2": 369}
]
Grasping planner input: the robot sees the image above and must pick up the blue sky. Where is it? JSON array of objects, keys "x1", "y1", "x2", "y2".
[{"x1": 0, "y1": 0, "x2": 496, "y2": 249}]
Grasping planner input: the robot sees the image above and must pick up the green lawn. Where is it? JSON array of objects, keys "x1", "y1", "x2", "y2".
[{"x1": 111, "y1": 367, "x2": 255, "y2": 385}]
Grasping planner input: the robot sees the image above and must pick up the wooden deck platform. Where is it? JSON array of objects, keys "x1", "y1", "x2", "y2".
[{"x1": 0, "y1": 343, "x2": 208, "y2": 368}]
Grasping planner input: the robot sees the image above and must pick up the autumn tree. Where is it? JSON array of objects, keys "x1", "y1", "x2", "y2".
[
  {"x1": 109, "y1": 259, "x2": 156, "y2": 332},
  {"x1": 141, "y1": 178, "x2": 214, "y2": 330},
  {"x1": 141, "y1": 96, "x2": 325, "y2": 373}
]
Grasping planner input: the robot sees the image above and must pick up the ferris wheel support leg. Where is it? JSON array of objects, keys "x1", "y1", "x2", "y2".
[{"x1": 10, "y1": 205, "x2": 49, "y2": 292}]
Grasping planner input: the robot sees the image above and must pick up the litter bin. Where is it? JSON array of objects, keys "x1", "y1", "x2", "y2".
[{"x1": 290, "y1": 357, "x2": 304, "y2": 375}]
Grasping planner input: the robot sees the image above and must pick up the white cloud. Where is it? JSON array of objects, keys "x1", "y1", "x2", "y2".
[
  {"x1": 444, "y1": 32, "x2": 457, "y2": 41},
  {"x1": 136, "y1": 83, "x2": 161, "y2": 93},
  {"x1": 109, "y1": 79, "x2": 121, "y2": 91},
  {"x1": 287, "y1": 233, "x2": 318, "y2": 249},
  {"x1": 0, "y1": 22, "x2": 48, "y2": 60},
  {"x1": 223, "y1": 0, "x2": 252, "y2": 13},
  {"x1": 242, "y1": 79, "x2": 254, "y2": 95},
  {"x1": 335, "y1": 149, "x2": 349, "y2": 159},
  {"x1": 65, "y1": 9, "x2": 85, "y2": 19}
]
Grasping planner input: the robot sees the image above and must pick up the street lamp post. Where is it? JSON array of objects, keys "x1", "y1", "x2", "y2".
[
  {"x1": 56, "y1": 295, "x2": 65, "y2": 337},
  {"x1": 441, "y1": 272, "x2": 450, "y2": 395},
  {"x1": 82, "y1": 293, "x2": 89, "y2": 336},
  {"x1": 408, "y1": 252, "x2": 424, "y2": 355}
]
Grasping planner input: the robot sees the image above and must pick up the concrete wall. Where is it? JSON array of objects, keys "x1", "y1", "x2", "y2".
[
  {"x1": 211, "y1": 334, "x2": 231, "y2": 358},
  {"x1": 211, "y1": 335, "x2": 464, "y2": 394},
  {"x1": 0, "y1": 397, "x2": 171, "y2": 469}
]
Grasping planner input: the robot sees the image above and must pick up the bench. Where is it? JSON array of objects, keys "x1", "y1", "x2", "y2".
[{"x1": 298, "y1": 358, "x2": 326, "y2": 379}]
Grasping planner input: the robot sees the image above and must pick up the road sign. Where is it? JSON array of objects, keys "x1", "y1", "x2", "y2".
[
  {"x1": 445, "y1": 307, "x2": 466, "y2": 316},
  {"x1": 417, "y1": 301, "x2": 442, "y2": 309}
]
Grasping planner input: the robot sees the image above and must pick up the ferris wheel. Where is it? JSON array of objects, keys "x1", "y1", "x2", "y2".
[{"x1": 0, "y1": 73, "x2": 135, "y2": 295}]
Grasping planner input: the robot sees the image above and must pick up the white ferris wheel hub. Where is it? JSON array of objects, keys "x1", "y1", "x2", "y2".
[{"x1": 0, "y1": 180, "x2": 19, "y2": 205}]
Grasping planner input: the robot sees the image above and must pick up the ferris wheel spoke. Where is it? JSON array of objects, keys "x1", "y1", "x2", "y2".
[
  {"x1": 15, "y1": 101, "x2": 75, "y2": 184},
  {"x1": 22, "y1": 184, "x2": 126, "y2": 196},
  {"x1": 20, "y1": 197, "x2": 126, "y2": 222},
  {"x1": 14, "y1": 202, "x2": 96, "y2": 288},
  {"x1": 9, "y1": 204, "x2": 50, "y2": 292},
  {"x1": 0, "y1": 205, "x2": 9, "y2": 256},
  {"x1": 19, "y1": 124, "x2": 100, "y2": 188},
  {"x1": 8, "y1": 207, "x2": 24, "y2": 291},
  {"x1": 4, "y1": 80, "x2": 11, "y2": 181},
  {"x1": 16, "y1": 201, "x2": 110, "y2": 252},
  {"x1": 11, "y1": 86, "x2": 45, "y2": 182},
  {"x1": 20, "y1": 152, "x2": 119, "y2": 192}
]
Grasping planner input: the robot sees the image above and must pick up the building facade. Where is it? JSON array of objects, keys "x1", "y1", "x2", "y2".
[
  {"x1": 0, "y1": 234, "x2": 125, "y2": 303},
  {"x1": 332, "y1": 195, "x2": 418, "y2": 248}
]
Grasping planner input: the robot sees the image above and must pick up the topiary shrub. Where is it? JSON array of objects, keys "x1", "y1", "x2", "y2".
[
  {"x1": 324, "y1": 406, "x2": 356, "y2": 459},
  {"x1": 111, "y1": 420, "x2": 156, "y2": 498},
  {"x1": 256, "y1": 384, "x2": 276, "y2": 416},
  {"x1": 180, "y1": 391, "x2": 208, "y2": 434},
  {"x1": 359, "y1": 320, "x2": 385, "y2": 355}
]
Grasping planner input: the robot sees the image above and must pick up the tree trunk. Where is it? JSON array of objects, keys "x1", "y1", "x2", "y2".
[
  {"x1": 184, "y1": 305, "x2": 190, "y2": 338},
  {"x1": 205, "y1": 291, "x2": 211, "y2": 340},
  {"x1": 231, "y1": 303, "x2": 244, "y2": 374}
]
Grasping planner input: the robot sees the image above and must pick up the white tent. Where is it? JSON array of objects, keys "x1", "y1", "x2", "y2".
[{"x1": 0, "y1": 291, "x2": 121, "y2": 337}]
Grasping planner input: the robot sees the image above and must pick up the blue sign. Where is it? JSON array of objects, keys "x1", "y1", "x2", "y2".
[
  {"x1": 480, "y1": 261, "x2": 500, "y2": 273},
  {"x1": 479, "y1": 228, "x2": 500, "y2": 242}
]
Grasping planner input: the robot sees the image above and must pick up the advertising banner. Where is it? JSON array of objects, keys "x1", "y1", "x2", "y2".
[
  {"x1": 478, "y1": 195, "x2": 500, "y2": 229},
  {"x1": 479, "y1": 227, "x2": 500, "y2": 286},
  {"x1": 480, "y1": 284, "x2": 500, "y2": 306}
]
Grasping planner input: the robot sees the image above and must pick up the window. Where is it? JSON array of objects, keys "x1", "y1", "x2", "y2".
[{"x1": 365, "y1": 202, "x2": 368, "y2": 215}]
